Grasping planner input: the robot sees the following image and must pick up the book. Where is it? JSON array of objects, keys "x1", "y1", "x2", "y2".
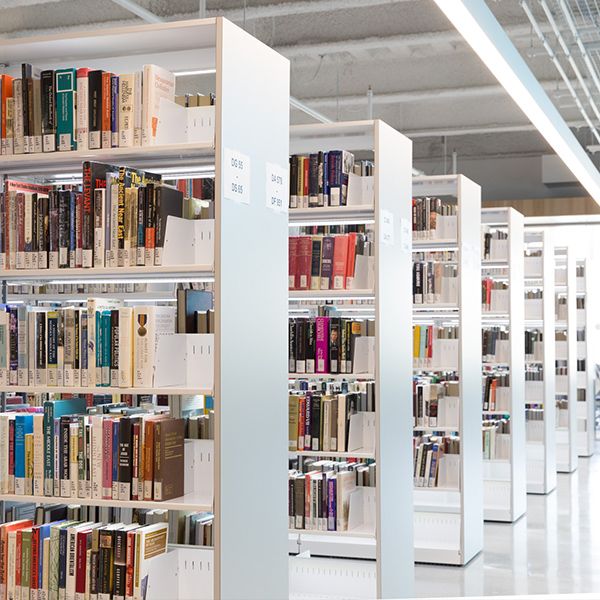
[
  {"x1": 176, "y1": 289, "x2": 212, "y2": 334},
  {"x1": 54, "y1": 70, "x2": 76, "y2": 152},
  {"x1": 141, "y1": 65, "x2": 175, "y2": 146},
  {"x1": 152, "y1": 419, "x2": 184, "y2": 501}
]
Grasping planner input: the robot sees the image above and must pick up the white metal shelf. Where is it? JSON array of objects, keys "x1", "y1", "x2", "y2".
[
  {"x1": 289, "y1": 289, "x2": 374, "y2": 300},
  {"x1": 0, "y1": 142, "x2": 214, "y2": 176},
  {"x1": 0, "y1": 265, "x2": 214, "y2": 282},
  {"x1": 288, "y1": 205, "x2": 374, "y2": 224},
  {"x1": 7, "y1": 291, "x2": 177, "y2": 303},
  {"x1": 413, "y1": 425, "x2": 459, "y2": 433},
  {"x1": 412, "y1": 239, "x2": 458, "y2": 250},
  {"x1": 0, "y1": 384, "x2": 212, "y2": 395},
  {"x1": 0, "y1": 491, "x2": 212, "y2": 512},
  {"x1": 292, "y1": 450, "x2": 375, "y2": 459},
  {"x1": 288, "y1": 373, "x2": 374, "y2": 381},
  {"x1": 288, "y1": 527, "x2": 375, "y2": 539}
]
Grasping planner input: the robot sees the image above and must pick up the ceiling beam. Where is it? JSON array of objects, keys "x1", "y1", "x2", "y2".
[
  {"x1": 433, "y1": 0, "x2": 600, "y2": 203},
  {"x1": 109, "y1": 0, "x2": 163, "y2": 24}
]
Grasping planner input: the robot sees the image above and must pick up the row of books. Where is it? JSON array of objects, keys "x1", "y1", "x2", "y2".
[
  {"x1": 481, "y1": 279, "x2": 508, "y2": 313},
  {"x1": 482, "y1": 327, "x2": 509, "y2": 363},
  {"x1": 288, "y1": 151, "x2": 370, "y2": 209},
  {"x1": 288, "y1": 317, "x2": 374, "y2": 375},
  {"x1": 482, "y1": 373, "x2": 509, "y2": 411},
  {"x1": 0, "y1": 400, "x2": 186, "y2": 503},
  {"x1": 413, "y1": 379, "x2": 459, "y2": 429},
  {"x1": 413, "y1": 261, "x2": 457, "y2": 305},
  {"x1": 288, "y1": 459, "x2": 374, "y2": 531},
  {"x1": 288, "y1": 232, "x2": 373, "y2": 291},
  {"x1": 0, "y1": 302, "x2": 179, "y2": 389},
  {"x1": 412, "y1": 197, "x2": 457, "y2": 240},
  {"x1": 0, "y1": 516, "x2": 168, "y2": 600},
  {"x1": 412, "y1": 326, "x2": 459, "y2": 369},
  {"x1": 4, "y1": 500, "x2": 212, "y2": 548},
  {"x1": 482, "y1": 416, "x2": 510, "y2": 460},
  {"x1": 525, "y1": 368, "x2": 544, "y2": 381},
  {"x1": 525, "y1": 330, "x2": 543, "y2": 361},
  {"x1": 482, "y1": 228, "x2": 508, "y2": 261},
  {"x1": 412, "y1": 434, "x2": 459, "y2": 488},
  {"x1": 0, "y1": 63, "x2": 190, "y2": 154},
  {"x1": 288, "y1": 384, "x2": 375, "y2": 453},
  {"x1": 0, "y1": 163, "x2": 189, "y2": 271}
]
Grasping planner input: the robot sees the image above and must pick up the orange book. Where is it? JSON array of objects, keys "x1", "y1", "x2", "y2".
[
  {"x1": 1, "y1": 75, "x2": 14, "y2": 153},
  {"x1": 101, "y1": 72, "x2": 112, "y2": 148},
  {"x1": 0, "y1": 519, "x2": 33, "y2": 597},
  {"x1": 332, "y1": 235, "x2": 349, "y2": 290}
]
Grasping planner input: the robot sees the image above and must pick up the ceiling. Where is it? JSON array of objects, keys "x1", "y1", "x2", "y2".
[{"x1": 1, "y1": 0, "x2": 599, "y2": 200}]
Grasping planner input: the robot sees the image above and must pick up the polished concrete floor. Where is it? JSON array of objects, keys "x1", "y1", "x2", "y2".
[
  {"x1": 290, "y1": 447, "x2": 600, "y2": 599},
  {"x1": 415, "y1": 449, "x2": 600, "y2": 597}
]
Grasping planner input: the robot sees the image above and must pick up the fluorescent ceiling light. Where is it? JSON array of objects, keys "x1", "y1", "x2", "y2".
[
  {"x1": 174, "y1": 69, "x2": 216, "y2": 77},
  {"x1": 433, "y1": 0, "x2": 600, "y2": 204}
]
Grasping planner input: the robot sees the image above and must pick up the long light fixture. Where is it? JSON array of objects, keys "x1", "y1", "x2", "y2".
[{"x1": 433, "y1": 0, "x2": 600, "y2": 204}]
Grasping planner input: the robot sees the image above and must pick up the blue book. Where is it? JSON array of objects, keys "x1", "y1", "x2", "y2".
[
  {"x1": 112, "y1": 420, "x2": 119, "y2": 500},
  {"x1": 43, "y1": 398, "x2": 87, "y2": 496},
  {"x1": 15, "y1": 414, "x2": 33, "y2": 495},
  {"x1": 102, "y1": 311, "x2": 111, "y2": 386},
  {"x1": 37, "y1": 522, "x2": 52, "y2": 586},
  {"x1": 55, "y1": 68, "x2": 77, "y2": 151}
]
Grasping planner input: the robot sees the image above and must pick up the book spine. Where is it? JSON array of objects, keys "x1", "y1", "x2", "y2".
[
  {"x1": 88, "y1": 71, "x2": 102, "y2": 150},
  {"x1": 55, "y1": 70, "x2": 76, "y2": 151},
  {"x1": 110, "y1": 310, "x2": 119, "y2": 386},
  {"x1": 111, "y1": 420, "x2": 119, "y2": 500},
  {"x1": 101, "y1": 72, "x2": 112, "y2": 149},
  {"x1": 48, "y1": 191, "x2": 59, "y2": 269},
  {"x1": 13, "y1": 79, "x2": 24, "y2": 154},
  {"x1": 69, "y1": 422, "x2": 78, "y2": 498},
  {"x1": 43, "y1": 403, "x2": 54, "y2": 495},
  {"x1": 68, "y1": 192, "x2": 76, "y2": 268},
  {"x1": 33, "y1": 414, "x2": 44, "y2": 495},
  {"x1": 93, "y1": 189, "x2": 105, "y2": 268},
  {"x1": 136, "y1": 187, "x2": 145, "y2": 266},
  {"x1": 101, "y1": 419, "x2": 112, "y2": 499},
  {"x1": 76, "y1": 69, "x2": 89, "y2": 151},
  {"x1": 82, "y1": 162, "x2": 93, "y2": 268},
  {"x1": 111, "y1": 75, "x2": 119, "y2": 147},
  {"x1": 144, "y1": 185, "x2": 155, "y2": 266},
  {"x1": 41, "y1": 70, "x2": 56, "y2": 152},
  {"x1": 59, "y1": 418, "x2": 70, "y2": 497}
]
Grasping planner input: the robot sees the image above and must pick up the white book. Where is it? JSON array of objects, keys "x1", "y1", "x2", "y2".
[
  {"x1": 90, "y1": 415, "x2": 103, "y2": 500},
  {"x1": 17, "y1": 306, "x2": 29, "y2": 386},
  {"x1": 76, "y1": 70, "x2": 89, "y2": 151},
  {"x1": 7, "y1": 530, "x2": 17, "y2": 600},
  {"x1": 141, "y1": 64, "x2": 175, "y2": 146},
  {"x1": 335, "y1": 470, "x2": 356, "y2": 531},
  {"x1": 3, "y1": 96, "x2": 14, "y2": 156},
  {"x1": 24, "y1": 193, "x2": 33, "y2": 269},
  {"x1": 118, "y1": 74, "x2": 135, "y2": 148},
  {"x1": 132, "y1": 524, "x2": 168, "y2": 600},
  {"x1": 133, "y1": 305, "x2": 176, "y2": 388},
  {"x1": 33, "y1": 413, "x2": 44, "y2": 496},
  {"x1": 40, "y1": 537, "x2": 50, "y2": 600},
  {"x1": 118, "y1": 307, "x2": 133, "y2": 388},
  {"x1": 0, "y1": 415, "x2": 11, "y2": 493},
  {"x1": 93, "y1": 189, "x2": 105, "y2": 268},
  {"x1": 13, "y1": 79, "x2": 24, "y2": 154},
  {"x1": 133, "y1": 72, "x2": 142, "y2": 147}
]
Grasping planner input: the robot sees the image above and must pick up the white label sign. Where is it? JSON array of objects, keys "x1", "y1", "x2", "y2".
[
  {"x1": 380, "y1": 209, "x2": 395, "y2": 246},
  {"x1": 266, "y1": 162, "x2": 288, "y2": 213},
  {"x1": 224, "y1": 148, "x2": 251, "y2": 204}
]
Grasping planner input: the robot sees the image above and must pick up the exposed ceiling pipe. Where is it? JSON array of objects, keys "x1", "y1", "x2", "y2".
[
  {"x1": 109, "y1": 0, "x2": 163, "y2": 23},
  {"x1": 289, "y1": 96, "x2": 333, "y2": 124},
  {"x1": 521, "y1": 0, "x2": 600, "y2": 143},
  {"x1": 557, "y1": 0, "x2": 600, "y2": 104},
  {"x1": 406, "y1": 120, "x2": 588, "y2": 138},
  {"x1": 367, "y1": 86, "x2": 373, "y2": 120}
]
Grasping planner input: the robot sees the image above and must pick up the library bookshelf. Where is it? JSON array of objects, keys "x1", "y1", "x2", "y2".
[
  {"x1": 575, "y1": 259, "x2": 595, "y2": 457},
  {"x1": 524, "y1": 231, "x2": 557, "y2": 495},
  {"x1": 0, "y1": 17, "x2": 289, "y2": 600},
  {"x1": 554, "y1": 247, "x2": 578, "y2": 473},
  {"x1": 480, "y1": 208, "x2": 526, "y2": 523},
  {"x1": 412, "y1": 175, "x2": 483, "y2": 566},
  {"x1": 287, "y1": 120, "x2": 414, "y2": 599}
]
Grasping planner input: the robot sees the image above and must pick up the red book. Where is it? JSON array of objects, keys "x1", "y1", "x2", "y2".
[
  {"x1": 345, "y1": 232, "x2": 357, "y2": 289},
  {"x1": 297, "y1": 396, "x2": 306, "y2": 451},
  {"x1": 125, "y1": 529, "x2": 137, "y2": 598},
  {"x1": 76, "y1": 530, "x2": 92, "y2": 596},
  {"x1": 101, "y1": 72, "x2": 112, "y2": 148},
  {"x1": 288, "y1": 236, "x2": 299, "y2": 290},
  {"x1": 427, "y1": 326, "x2": 433, "y2": 360},
  {"x1": 296, "y1": 237, "x2": 313, "y2": 290},
  {"x1": 332, "y1": 235, "x2": 349, "y2": 290},
  {"x1": 30, "y1": 526, "x2": 40, "y2": 591}
]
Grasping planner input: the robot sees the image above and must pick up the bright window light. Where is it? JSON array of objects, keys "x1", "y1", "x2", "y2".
[{"x1": 433, "y1": 0, "x2": 600, "y2": 204}]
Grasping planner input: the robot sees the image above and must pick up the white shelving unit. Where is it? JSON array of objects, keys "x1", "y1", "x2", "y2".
[
  {"x1": 554, "y1": 247, "x2": 578, "y2": 473},
  {"x1": 575, "y1": 259, "x2": 595, "y2": 457},
  {"x1": 412, "y1": 175, "x2": 483, "y2": 566},
  {"x1": 524, "y1": 231, "x2": 556, "y2": 494},
  {"x1": 287, "y1": 120, "x2": 414, "y2": 599},
  {"x1": 0, "y1": 18, "x2": 290, "y2": 600},
  {"x1": 480, "y1": 207, "x2": 526, "y2": 523}
]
